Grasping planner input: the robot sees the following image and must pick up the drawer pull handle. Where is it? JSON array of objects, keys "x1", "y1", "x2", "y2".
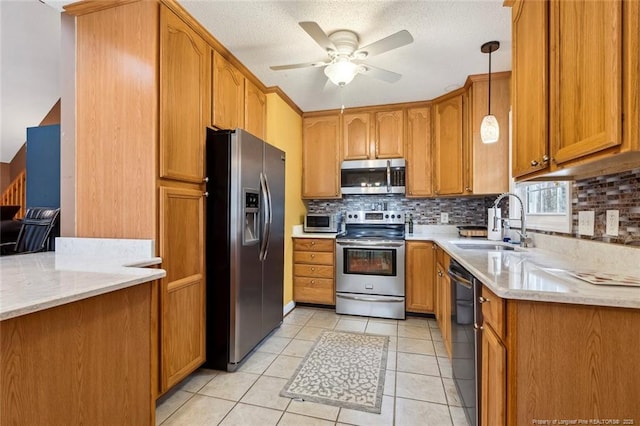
[{"x1": 479, "y1": 296, "x2": 489, "y2": 303}]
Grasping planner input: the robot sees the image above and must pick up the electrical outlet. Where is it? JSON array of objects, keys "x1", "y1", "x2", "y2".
[
  {"x1": 578, "y1": 211, "x2": 595, "y2": 236},
  {"x1": 606, "y1": 210, "x2": 619, "y2": 236},
  {"x1": 441, "y1": 212, "x2": 449, "y2": 224}
]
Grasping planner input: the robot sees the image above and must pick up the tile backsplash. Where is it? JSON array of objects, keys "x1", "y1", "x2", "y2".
[
  {"x1": 305, "y1": 195, "x2": 496, "y2": 226},
  {"x1": 305, "y1": 168, "x2": 640, "y2": 247},
  {"x1": 570, "y1": 168, "x2": 640, "y2": 245}
]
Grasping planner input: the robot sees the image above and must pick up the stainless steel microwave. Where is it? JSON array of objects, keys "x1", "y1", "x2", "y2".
[
  {"x1": 341, "y1": 158, "x2": 406, "y2": 195},
  {"x1": 303, "y1": 213, "x2": 341, "y2": 233}
]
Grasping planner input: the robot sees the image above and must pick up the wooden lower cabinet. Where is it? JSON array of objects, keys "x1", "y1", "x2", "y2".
[
  {"x1": 479, "y1": 284, "x2": 640, "y2": 425},
  {"x1": 159, "y1": 186, "x2": 206, "y2": 392},
  {"x1": 435, "y1": 246, "x2": 452, "y2": 358},
  {"x1": 405, "y1": 241, "x2": 436, "y2": 313},
  {"x1": 293, "y1": 238, "x2": 335, "y2": 305}
]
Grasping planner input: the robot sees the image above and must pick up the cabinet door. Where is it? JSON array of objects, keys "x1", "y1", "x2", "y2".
[
  {"x1": 159, "y1": 186, "x2": 205, "y2": 391},
  {"x1": 342, "y1": 112, "x2": 371, "y2": 160},
  {"x1": 512, "y1": 0, "x2": 550, "y2": 178},
  {"x1": 212, "y1": 50, "x2": 244, "y2": 130},
  {"x1": 406, "y1": 106, "x2": 433, "y2": 197},
  {"x1": 406, "y1": 241, "x2": 436, "y2": 313},
  {"x1": 549, "y1": 0, "x2": 622, "y2": 165},
  {"x1": 159, "y1": 7, "x2": 208, "y2": 183},
  {"x1": 302, "y1": 115, "x2": 341, "y2": 199},
  {"x1": 244, "y1": 79, "x2": 266, "y2": 140},
  {"x1": 375, "y1": 109, "x2": 404, "y2": 159},
  {"x1": 434, "y1": 95, "x2": 464, "y2": 195},
  {"x1": 481, "y1": 325, "x2": 507, "y2": 426},
  {"x1": 470, "y1": 76, "x2": 510, "y2": 194}
]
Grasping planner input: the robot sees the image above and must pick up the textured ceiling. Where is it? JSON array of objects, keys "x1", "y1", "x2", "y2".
[
  {"x1": 180, "y1": 0, "x2": 512, "y2": 112},
  {"x1": 1, "y1": 0, "x2": 511, "y2": 163}
]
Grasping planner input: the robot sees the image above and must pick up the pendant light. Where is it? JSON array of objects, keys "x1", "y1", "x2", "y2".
[{"x1": 480, "y1": 41, "x2": 500, "y2": 144}]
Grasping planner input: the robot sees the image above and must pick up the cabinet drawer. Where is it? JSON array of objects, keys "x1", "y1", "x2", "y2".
[
  {"x1": 294, "y1": 277, "x2": 335, "y2": 305},
  {"x1": 293, "y1": 251, "x2": 334, "y2": 265},
  {"x1": 293, "y1": 238, "x2": 334, "y2": 252},
  {"x1": 481, "y1": 285, "x2": 505, "y2": 340},
  {"x1": 294, "y1": 264, "x2": 334, "y2": 279}
]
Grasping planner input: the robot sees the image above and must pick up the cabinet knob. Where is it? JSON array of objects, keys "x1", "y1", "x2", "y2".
[
  {"x1": 542, "y1": 154, "x2": 550, "y2": 163},
  {"x1": 530, "y1": 160, "x2": 539, "y2": 167},
  {"x1": 310, "y1": 280, "x2": 315, "y2": 285},
  {"x1": 310, "y1": 254, "x2": 315, "y2": 258},
  {"x1": 203, "y1": 177, "x2": 209, "y2": 183},
  {"x1": 310, "y1": 241, "x2": 315, "y2": 245},
  {"x1": 438, "y1": 270, "x2": 443, "y2": 277},
  {"x1": 465, "y1": 187, "x2": 472, "y2": 192},
  {"x1": 311, "y1": 267, "x2": 315, "y2": 271},
  {"x1": 473, "y1": 323, "x2": 484, "y2": 331},
  {"x1": 479, "y1": 296, "x2": 489, "y2": 303},
  {"x1": 203, "y1": 191, "x2": 209, "y2": 197}
]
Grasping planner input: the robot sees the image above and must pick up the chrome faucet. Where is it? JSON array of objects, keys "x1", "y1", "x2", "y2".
[{"x1": 491, "y1": 192, "x2": 532, "y2": 248}]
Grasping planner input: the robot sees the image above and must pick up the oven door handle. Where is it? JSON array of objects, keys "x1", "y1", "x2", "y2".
[
  {"x1": 336, "y1": 294, "x2": 405, "y2": 303},
  {"x1": 336, "y1": 240, "x2": 405, "y2": 248},
  {"x1": 448, "y1": 268, "x2": 474, "y2": 288}
]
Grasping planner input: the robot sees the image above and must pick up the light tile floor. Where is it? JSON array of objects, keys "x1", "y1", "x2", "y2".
[{"x1": 156, "y1": 306, "x2": 470, "y2": 426}]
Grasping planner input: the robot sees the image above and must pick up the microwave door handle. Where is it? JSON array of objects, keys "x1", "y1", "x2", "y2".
[{"x1": 386, "y1": 160, "x2": 391, "y2": 192}]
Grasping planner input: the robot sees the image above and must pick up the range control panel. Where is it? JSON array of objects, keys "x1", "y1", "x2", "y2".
[{"x1": 343, "y1": 210, "x2": 405, "y2": 225}]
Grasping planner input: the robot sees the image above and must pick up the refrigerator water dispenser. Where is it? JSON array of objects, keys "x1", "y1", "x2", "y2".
[{"x1": 243, "y1": 189, "x2": 259, "y2": 245}]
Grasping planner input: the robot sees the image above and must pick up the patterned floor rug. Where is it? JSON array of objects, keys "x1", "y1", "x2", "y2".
[{"x1": 280, "y1": 330, "x2": 389, "y2": 414}]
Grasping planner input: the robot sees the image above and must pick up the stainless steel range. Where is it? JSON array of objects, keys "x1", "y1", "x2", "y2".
[{"x1": 335, "y1": 210, "x2": 406, "y2": 320}]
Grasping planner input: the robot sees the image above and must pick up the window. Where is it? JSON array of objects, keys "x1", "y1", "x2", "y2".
[{"x1": 513, "y1": 181, "x2": 572, "y2": 233}]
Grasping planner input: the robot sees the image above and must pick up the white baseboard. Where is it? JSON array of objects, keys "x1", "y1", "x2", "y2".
[{"x1": 283, "y1": 300, "x2": 296, "y2": 316}]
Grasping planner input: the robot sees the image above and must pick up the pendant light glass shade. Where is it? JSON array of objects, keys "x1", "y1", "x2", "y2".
[
  {"x1": 480, "y1": 114, "x2": 500, "y2": 143},
  {"x1": 480, "y1": 40, "x2": 500, "y2": 144}
]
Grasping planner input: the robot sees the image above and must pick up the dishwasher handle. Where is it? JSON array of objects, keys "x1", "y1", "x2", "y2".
[{"x1": 448, "y1": 267, "x2": 474, "y2": 289}]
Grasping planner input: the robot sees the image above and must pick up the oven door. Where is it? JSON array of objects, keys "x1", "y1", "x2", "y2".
[{"x1": 335, "y1": 239, "x2": 405, "y2": 296}]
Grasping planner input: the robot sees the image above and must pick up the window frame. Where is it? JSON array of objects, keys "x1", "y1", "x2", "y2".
[{"x1": 512, "y1": 181, "x2": 572, "y2": 234}]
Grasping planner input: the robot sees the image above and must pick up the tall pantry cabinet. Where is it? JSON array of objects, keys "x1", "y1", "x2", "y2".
[{"x1": 66, "y1": 0, "x2": 206, "y2": 397}]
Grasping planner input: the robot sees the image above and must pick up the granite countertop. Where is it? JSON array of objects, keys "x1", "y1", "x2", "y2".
[
  {"x1": 407, "y1": 227, "x2": 640, "y2": 309},
  {"x1": 0, "y1": 237, "x2": 166, "y2": 320}
]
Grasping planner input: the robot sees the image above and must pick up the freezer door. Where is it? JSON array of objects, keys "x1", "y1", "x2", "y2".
[
  {"x1": 261, "y1": 142, "x2": 285, "y2": 336},
  {"x1": 230, "y1": 129, "x2": 266, "y2": 365}
]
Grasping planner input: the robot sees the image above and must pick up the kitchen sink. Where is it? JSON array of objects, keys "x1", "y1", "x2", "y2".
[{"x1": 453, "y1": 243, "x2": 517, "y2": 251}]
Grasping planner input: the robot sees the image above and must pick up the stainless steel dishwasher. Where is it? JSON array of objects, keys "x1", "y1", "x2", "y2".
[{"x1": 448, "y1": 258, "x2": 482, "y2": 426}]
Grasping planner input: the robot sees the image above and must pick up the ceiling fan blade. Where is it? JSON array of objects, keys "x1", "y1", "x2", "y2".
[
  {"x1": 270, "y1": 61, "x2": 329, "y2": 71},
  {"x1": 355, "y1": 30, "x2": 413, "y2": 58},
  {"x1": 360, "y1": 65, "x2": 402, "y2": 83},
  {"x1": 299, "y1": 21, "x2": 336, "y2": 52}
]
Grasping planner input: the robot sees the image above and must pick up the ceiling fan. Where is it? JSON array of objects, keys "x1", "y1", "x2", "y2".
[{"x1": 270, "y1": 21, "x2": 414, "y2": 87}]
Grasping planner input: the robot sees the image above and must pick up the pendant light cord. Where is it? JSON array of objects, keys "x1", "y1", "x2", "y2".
[{"x1": 487, "y1": 49, "x2": 492, "y2": 115}]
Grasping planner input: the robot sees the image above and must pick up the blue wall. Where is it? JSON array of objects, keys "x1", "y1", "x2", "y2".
[{"x1": 26, "y1": 124, "x2": 60, "y2": 209}]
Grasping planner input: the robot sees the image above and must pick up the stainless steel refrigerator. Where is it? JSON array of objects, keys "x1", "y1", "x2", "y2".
[{"x1": 204, "y1": 128, "x2": 285, "y2": 371}]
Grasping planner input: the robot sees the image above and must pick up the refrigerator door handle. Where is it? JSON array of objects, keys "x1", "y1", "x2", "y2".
[{"x1": 259, "y1": 172, "x2": 272, "y2": 261}]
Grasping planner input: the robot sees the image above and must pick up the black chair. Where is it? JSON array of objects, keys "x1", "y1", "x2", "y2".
[{"x1": 0, "y1": 207, "x2": 60, "y2": 255}]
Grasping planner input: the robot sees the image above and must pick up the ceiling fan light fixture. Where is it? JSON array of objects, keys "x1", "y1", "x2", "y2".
[
  {"x1": 324, "y1": 59, "x2": 359, "y2": 86},
  {"x1": 480, "y1": 40, "x2": 500, "y2": 144}
]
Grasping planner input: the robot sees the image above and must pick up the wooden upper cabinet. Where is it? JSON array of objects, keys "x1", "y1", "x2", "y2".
[
  {"x1": 159, "y1": 7, "x2": 209, "y2": 183},
  {"x1": 374, "y1": 109, "x2": 404, "y2": 159},
  {"x1": 433, "y1": 94, "x2": 465, "y2": 196},
  {"x1": 342, "y1": 112, "x2": 371, "y2": 160},
  {"x1": 302, "y1": 115, "x2": 341, "y2": 199},
  {"x1": 212, "y1": 50, "x2": 244, "y2": 130},
  {"x1": 512, "y1": 0, "x2": 549, "y2": 179},
  {"x1": 405, "y1": 106, "x2": 432, "y2": 197},
  {"x1": 244, "y1": 79, "x2": 266, "y2": 140},
  {"x1": 549, "y1": 0, "x2": 622, "y2": 166},
  {"x1": 468, "y1": 73, "x2": 511, "y2": 195}
]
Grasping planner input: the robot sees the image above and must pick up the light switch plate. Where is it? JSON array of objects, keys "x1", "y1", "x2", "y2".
[
  {"x1": 441, "y1": 212, "x2": 449, "y2": 224},
  {"x1": 606, "y1": 210, "x2": 619, "y2": 236},
  {"x1": 578, "y1": 211, "x2": 595, "y2": 236}
]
